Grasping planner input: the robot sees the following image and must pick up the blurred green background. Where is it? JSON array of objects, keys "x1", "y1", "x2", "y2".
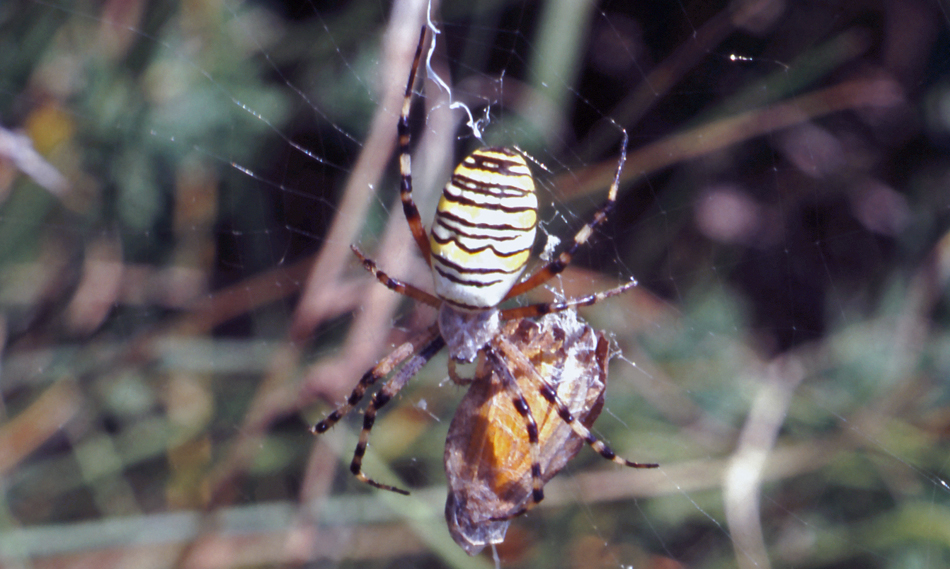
[{"x1": 0, "y1": 0, "x2": 948, "y2": 567}]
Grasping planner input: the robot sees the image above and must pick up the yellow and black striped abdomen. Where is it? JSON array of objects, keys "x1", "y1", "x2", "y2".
[{"x1": 430, "y1": 147, "x2": 538, "y2": 310}]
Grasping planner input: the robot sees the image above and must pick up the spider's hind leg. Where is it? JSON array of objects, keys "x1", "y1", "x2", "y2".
[
  {"x1": 397, "y1": 26, "x2": 433, "y2": 265},
  {"x1": 502, "y1": 129, "x2": 629, "y2": 301},
  {"x1": 351, "y1": 245, "x2": 441, "y2": 308},
  {"x1": 499, "y1": 278, "x2": 637, "y2": 321}
]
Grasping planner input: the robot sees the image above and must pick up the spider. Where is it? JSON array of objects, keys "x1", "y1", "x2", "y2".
[
  {"x1": 444, "y1": 309, "x2": 614, "y2": 555},
  {"x1": 312, "y1": 27, "x2": 656, "y2": 512}
]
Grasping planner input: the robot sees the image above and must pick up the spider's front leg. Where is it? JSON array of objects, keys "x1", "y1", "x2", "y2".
[
  {"x1": 489, "y1": 331, "x2": 658, "y2": 519},
  {"x1": 312, "y1": 324, "x2": 444, "y2": 495},
  {"x1": 350, "y1": 331, "x2": 446, "y2": 494},
  {"x1": 483, "y1": 345, "x2": 545, "y2": 506},
  {"x1": 448, "y1": 359, "x2": 476, "y2": 386}
]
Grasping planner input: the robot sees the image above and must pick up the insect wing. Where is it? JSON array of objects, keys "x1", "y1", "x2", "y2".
[{"x1": 443, "y1": 312, "x2": 609, "y2": 555}]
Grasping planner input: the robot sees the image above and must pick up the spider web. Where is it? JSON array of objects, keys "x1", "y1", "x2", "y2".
[{"x1": 1, "y1": 0, "x2": 949, "y2": 568}]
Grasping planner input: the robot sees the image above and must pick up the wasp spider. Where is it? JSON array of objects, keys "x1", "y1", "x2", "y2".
[
  {"x1": 444, "y1": 309, "x2": 613, "y2": 555},
  {"x1": 312, "y1": 27, "x2": 656, "y2": 515}
]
